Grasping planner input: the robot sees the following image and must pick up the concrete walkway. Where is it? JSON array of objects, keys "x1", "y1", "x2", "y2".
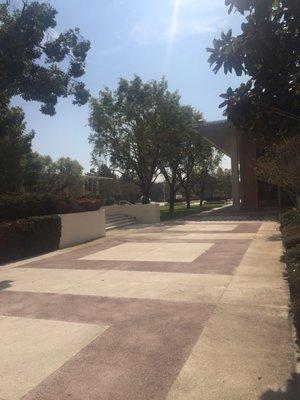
[{"x1": 0, "y1": 214, "x2": 298, "y2": 399}]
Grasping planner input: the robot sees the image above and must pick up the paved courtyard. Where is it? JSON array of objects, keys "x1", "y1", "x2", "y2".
[{"x1": 0, "y1": 214, "x2": 298, "y2": 399}]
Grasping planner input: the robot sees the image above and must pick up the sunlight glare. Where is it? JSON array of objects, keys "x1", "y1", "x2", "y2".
[{"x1": 165, "y1": 0, "x2": 182, "y2": 72}]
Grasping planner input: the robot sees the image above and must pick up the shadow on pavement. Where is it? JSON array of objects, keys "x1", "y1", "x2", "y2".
[
  {"x1": 260, "y1": 373, "x2": 300, "y2": 400},
  {"x1": 0, "y1": 280, "x2": 13, "y2": 291},
  {"x1": 267, "y1": 234, "x2": 282, "y2": 241}
]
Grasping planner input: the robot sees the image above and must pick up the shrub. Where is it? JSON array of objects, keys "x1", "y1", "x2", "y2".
[
  {"x1": 285, "y1": 245, "x2": 300, "y2": 264},
  {"x1": 280, "y1": 209, "x2": 300, "y2": 345},
  {"x1": 0, "y1": 215, "x2": 61, "y2": 264},
  {"x1": 281, "y1": 224, "x2": 300, "y2": 237},
  {"x1": 282, "y1": 231, "x2": 300, "y2": 249},
  {"x1": 280, "y1": 208, "x2": 300, "y2": 228},
  {"x1": 0, "y1": 192, "x2": 103, "y2": 222}
]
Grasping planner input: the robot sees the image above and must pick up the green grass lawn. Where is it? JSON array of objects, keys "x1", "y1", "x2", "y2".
[{"x1": 160, "y1": 201, "x2": 226, "y2": 221}]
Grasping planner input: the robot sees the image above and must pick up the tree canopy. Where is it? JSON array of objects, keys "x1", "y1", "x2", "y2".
[
  {"x1": 0, "y1": 106, "x2": 34, "y2": 192},
  {"x1": 24, "y1": 154, "x2": 84, "y2": 195},
  {"x1": 158, "y1": 103, "x2": 197, "y2": 211},
  {"x1": 199, "y1": 167, "x2": 232, "y2": 202},
  {"x1": 89, "y1": 76, "x2": 221, "y2": 209},
  {"x1": 207, "y1": 0, "x2": 300, "y2": 144},
  {"x1": 178, "y1": 130, "x2": 222, "y2": 208},
  {"x1": 0, "y1": 0, "x2": 90, "y2": 116},
  {"x1": 89, "y1": 76, "x2": 176, "y2": 202},
  {"x1": 0, "y1": 1, "x2": 90, "y2": 195}
]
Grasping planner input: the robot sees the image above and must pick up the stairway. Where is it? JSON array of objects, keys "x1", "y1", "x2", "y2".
[{"x1": 105, "y1": 213, "x2": 138, "y2": 231}]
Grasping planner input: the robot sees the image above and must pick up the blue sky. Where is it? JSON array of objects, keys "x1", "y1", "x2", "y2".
[{"x1": 14, "y1": 0, "x2": 246, "y2": 170}]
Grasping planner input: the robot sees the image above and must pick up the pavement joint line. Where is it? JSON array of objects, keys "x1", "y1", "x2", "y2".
[
  {"x1": 201, "y1": 301, "x2": 289, "y2": 312},
  {"x1": 5, "y1": 268, "x2": 231, "y2": 280},
  {"x1": 1, "y1": 314, "x2": 108, "y2": 329},
  {"x1": 220, "y1": 301, "x2": 289, "y2": 310}
]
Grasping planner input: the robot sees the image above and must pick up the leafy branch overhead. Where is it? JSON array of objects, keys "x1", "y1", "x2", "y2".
[
  {"x1": 207, "y1": 0, "x2": 300, "y2": 143},
  {"x1": 0, "y1": 1, "x2": 91, "y2": 115}
]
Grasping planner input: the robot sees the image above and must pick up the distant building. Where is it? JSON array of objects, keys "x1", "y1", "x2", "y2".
[{"x1": 194, "y1": 120, "x2": 291, "y2": 210}]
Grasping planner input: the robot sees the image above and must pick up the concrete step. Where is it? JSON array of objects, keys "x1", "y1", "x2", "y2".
[
  {"x1": 105, "y1": 214, "x2": 138, "y2": 231},
  {"x1": 106, "y1": 220, "x2": 137, "y2": 231},
  {"x1": 106, "y1": 214, "x2": 132, "y2": 223},
  {"x1": 106, "y1": 217, "x2": 134, "y2": 225}
]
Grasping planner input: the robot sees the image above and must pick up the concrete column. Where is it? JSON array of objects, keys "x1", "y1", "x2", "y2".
[{"x1": 231, "y1": 128, "x2": 240, "y2": 210}]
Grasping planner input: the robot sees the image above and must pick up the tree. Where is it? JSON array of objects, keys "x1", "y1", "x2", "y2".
[
  {"x1": 177, "y1": 121, "x2": 220, "y2": 208},
  {"x1": 89, "y1": 76, "x2": 173, "y2": 203},
  {"x1": 172, "y1": 110, "x2": 203, "y2": 210},
  {"x1": 87, "y1": 164, "x2": 117, "y2": 179},
  {"x1": 52, "y1": 157, "x2": 83, "y2": 194},
  {"x1": 158, "y1": 103, "x2": 195, "y2": 212},
  {"x1": 98, "y1": 164, "x2": 116, "y2": 178},
  {"x1": 196, "y1": 153, "x2": 222, "y2": 206},
  {"x1": 214, "y1": 167, "x2": 232, "y2": 200},
  {"x1": 0, "y1": 106, "x2": 34, "y2": 192},
  {"x1": 23, "y1": 152, "x2": 53, "y2": 192},
  {"x1": 150, "y1": 182, "x2": 165, "y2": 202},
  {"x1": 207, "y1": 0, "x2": 300, "y2": 145},
  {"x1": 118, "y1": 174, "x2": 140, "y2": 203},
  {"x1": 0, "y1": 1, "x2": 90, "y2": 194},
  {"x1": 23, "y1": 154, "x2": 84, "y2": 195},
  {"x1": 197, "y1": 168, "x2": 232, "y2": 202},
  {"x1": 0, "y1": 0, "x2": 90, "y2": 117},
  {"x1": 205, "y1": 167, "x2": 232, "y2": 201}
]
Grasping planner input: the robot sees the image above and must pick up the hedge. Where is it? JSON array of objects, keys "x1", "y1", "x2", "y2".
[
  {"x1": 280, "y1": 208, "x2": 300, "y2": 345},
  {"x1": 0, "y1": 215, "x2": 61, "y2": 264},
  {"x1": 280, "y1": 208, "x2": 300, "y2": 228},
  {"x1": 0, "y1": 193, "x2": 102, "y2": 222}
]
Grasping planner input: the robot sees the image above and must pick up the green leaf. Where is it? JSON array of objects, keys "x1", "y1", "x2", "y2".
[{"x1": 219, "y1": 100, "x2": 228, "y2": 108}]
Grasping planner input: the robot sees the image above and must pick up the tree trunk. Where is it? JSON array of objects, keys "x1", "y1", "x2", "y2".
[
  {"x1": 140, "y1": 182, "x2": 151, "y2": 204},
  {"x1": 199, "y1": 173, "x2": 207, "y2": 207},
  {"x1": 185, "y1": 189, "x2": 191, "y2": 209},
  {"x1": 169, "y1": 187, "x2": 175, "y2": 212}
]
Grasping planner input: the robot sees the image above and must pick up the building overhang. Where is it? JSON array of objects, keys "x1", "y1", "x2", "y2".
[{"x1": 192, "y1": 120, "x2": 236, "y2": 158}]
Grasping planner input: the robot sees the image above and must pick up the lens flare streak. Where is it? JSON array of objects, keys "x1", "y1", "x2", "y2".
[{"x1": 165, "y1": 0, "x2": 182, "y2": 71}]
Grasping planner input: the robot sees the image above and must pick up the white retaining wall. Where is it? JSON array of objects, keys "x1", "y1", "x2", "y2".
[
  {"x1": 105, "y1": 203, "x2": 160, "y2": 224},
  {"x1": 59, "y1": 208, "x2": 106, "y2": 248}
]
